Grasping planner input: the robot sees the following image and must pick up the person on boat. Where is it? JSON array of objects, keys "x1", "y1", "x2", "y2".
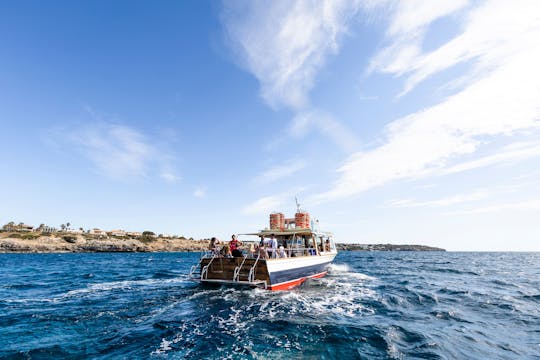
[
  {"x1": 277, "y1": 245, "x2": 287, "y2": 258},
  {"x1": 248, "y1": 242, "x2": 256, "y2": 258},
  {"x1": 221, "y1": 244, "x2": 232, "y2": 258},
  {"x1": 208, "y1": 237, "x2": 220, "y2": 255},
  {"x1": 267, "y1": 234, "x2": 278, "y2": 258},
  {"x1": 229, "y1": 234, "x2": 243, "y2": 257},
  {"x1": 258, "y1": 242, "x2": 268, "y2": 259},
  {"x1": 325, "y1": 239, "x2": 331, "y2": 252}
]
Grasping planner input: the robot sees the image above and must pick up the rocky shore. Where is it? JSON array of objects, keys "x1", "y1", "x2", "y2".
[
  {"x1": 0, "y1": 233, "x2": 445, "y2": 253},
  {"x1": 0, "y1": 234, "x2": 209, "y2": 253}
]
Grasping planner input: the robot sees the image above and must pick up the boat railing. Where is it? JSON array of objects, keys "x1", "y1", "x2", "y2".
[
  {"x1": 233, "y1": 255, "x2": 248, "y2": 282},
  {"x1": 189, "y1": 251, "x2": 212, "y2": 278},
  {"x1": 200, "y1": 253, "x2": 218, "y2": 280},
  {"x1": 248, "y1": 253, "x2": 261, "y2": 283}
]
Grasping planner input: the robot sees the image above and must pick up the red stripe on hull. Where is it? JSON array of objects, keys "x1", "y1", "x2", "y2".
[{"x1": 268, "y1": 271, "x2": 328, "y2": 291}]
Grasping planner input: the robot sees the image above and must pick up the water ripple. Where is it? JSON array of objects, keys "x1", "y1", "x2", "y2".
[{"x1": 0, "y1": 252, "x2": 539, "y2": 359}]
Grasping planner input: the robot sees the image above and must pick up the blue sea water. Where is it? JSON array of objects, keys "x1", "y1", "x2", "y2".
[{"x1": 0, "y1": 252, "x2": 539, "y2": 359}]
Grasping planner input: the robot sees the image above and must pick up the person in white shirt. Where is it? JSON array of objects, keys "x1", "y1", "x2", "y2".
[
  {"x1": 278, "y1": 245, "x2": 287, "y2": 258},
  {"x1": 267, "y1": 234, "x2": 278, "y2": 258}
]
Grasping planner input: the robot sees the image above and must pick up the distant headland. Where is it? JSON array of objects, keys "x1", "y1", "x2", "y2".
[
  {"x1": 0, "y1": 222, "x2": 445, "y2": 253},
  {"x1": 337, "y1": 243, "x2": 445, "y2": 252}
]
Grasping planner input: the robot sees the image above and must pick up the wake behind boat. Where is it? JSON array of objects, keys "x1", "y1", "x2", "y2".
[{"x1": 189, "y1": 210, "x2": 337, "y2": 290}]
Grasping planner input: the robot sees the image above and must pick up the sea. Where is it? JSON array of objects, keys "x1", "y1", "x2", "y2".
[{"x1": 0, "y1": 252, "x2": 539, "y2": 359}]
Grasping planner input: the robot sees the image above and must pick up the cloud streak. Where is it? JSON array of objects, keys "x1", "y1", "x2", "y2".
[
  {"x1": 56, "y1": 122, "x2": 179, "y2": 182},
  {"x1": 222, "y1": 0, "x2": 362, "y2": 152},
  {"x1": 314, "y1": 0, "x2": 540, "y2": 202},
  {"x1": 443, "y1": 199, "x2": 540, "y2": 215},
  {"x1": 254, "y1": 159, "x2": 307, "y2": 185},
  {"x1": 222, "y1": 0, "x2": 362, "y2": 110},
  {"x1": 385, "y1": 190, "x2": 488, "y2": 208}
]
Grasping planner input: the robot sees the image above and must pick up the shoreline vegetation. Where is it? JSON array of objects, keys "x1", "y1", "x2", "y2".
[
  {"x1": 0, "y1": 222, "x2": 445, "y2": 253},
  {"x1": 0, "y1": 233, "x2": 445, "y2": 254}
]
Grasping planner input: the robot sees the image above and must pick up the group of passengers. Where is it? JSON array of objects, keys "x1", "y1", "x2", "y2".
[
  {"x1": 208, "y1": 234, "x2": 332, "y2": 259},
  {"x1": 208, "y1": 234, "x2": 288, "y2": 259}
]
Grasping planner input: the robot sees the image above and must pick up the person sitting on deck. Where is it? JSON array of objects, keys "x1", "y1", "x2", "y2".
[
  {"x1": 277, "y1": 245, "x2": 287, "y2": 258},
  {"x1": 248, "y1": 243, "x2": 256, "y2": 258},
  {"x1": 258, "y1": 243, "x2": 268, "y2": 259},
  {"x1": 208, "y1": 237, "x2": 220, "y2": 255},
  {"x1": 221, "y1": 244, "x2": 232, "y2": 258},
  {"x1": 229, "y1": 234, "x2": 243, "y2": 257}
]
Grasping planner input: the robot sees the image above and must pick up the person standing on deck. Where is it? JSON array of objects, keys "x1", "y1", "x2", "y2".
[
  {"x1": 269, "y1": 234, "x2": 278, "y2": 258},
  {"x1": 209, "y1": 237, "x2": 220, "y2": 255},
  {"x1": 229, "y1": 235, "x2": 243, "y2": 257}
]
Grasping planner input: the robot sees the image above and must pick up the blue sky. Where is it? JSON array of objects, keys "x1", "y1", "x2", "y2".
[{"x1": 2, "y1": 1, "x2": 540, "y2": 251}]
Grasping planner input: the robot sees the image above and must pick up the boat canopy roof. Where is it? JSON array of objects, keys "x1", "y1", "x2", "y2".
[{"x1": 240, "y1": 229, "x2": 333, "y2": 237}]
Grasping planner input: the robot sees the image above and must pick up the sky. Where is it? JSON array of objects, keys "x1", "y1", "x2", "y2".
[{"x1": 1, "y1": 0, "x2": 540, "y2": 251}]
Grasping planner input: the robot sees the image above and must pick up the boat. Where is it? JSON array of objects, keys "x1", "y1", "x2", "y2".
[{"x1": 189, "y1": 209, "x2": 337, "y2": 290}]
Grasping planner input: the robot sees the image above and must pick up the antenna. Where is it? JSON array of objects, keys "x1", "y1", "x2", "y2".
[{"x1": 295, "y1": 197, "x2": 301, "y2": 212}]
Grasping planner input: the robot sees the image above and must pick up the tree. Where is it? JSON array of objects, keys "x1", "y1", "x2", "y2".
[
  {"x1": 2, "y1": 221, "x2": 15, "y2": 231},
  {"x1": 60, "y1": 224, "x2": 66, "y2": 231},
  {"x1": 66, "y1": 222, "x2": 71, "y2": 230},
  {"x1": 140, "y1": 231, "x2": 156, "y2": 244}
]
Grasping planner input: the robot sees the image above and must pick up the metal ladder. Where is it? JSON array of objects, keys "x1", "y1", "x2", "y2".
[
  {"x1": 248, "y1": 254, "x2": 261, "y2": 283},
  {"x1": 233, "y1": 255, "x2": 249, "y2": 282},
  {"x1": 190, "y1": 252, "x2": 217, "y2": 280}
]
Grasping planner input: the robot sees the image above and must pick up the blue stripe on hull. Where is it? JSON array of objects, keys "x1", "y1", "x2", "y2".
[{"x1": 269, "y1": 261, "x2": 332, "y2": 285}]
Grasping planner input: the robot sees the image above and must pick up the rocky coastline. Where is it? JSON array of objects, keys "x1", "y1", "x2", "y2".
[
  {"x1": 0, "y1": 233, "x2": 445, "y2": 253},
  {"x1": 0, "y1": 234, "x2": 209, "y2": 253}
]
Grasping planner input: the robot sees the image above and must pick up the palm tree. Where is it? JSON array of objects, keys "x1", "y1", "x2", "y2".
[
  {"x1": 60, "y1": 224, "x2": 66, "y2": 231},
  {"x1": 66, "y1": 222, "x2": 71, "y2": 230}
]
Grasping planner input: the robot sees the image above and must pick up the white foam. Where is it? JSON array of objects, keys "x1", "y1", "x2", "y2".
[
  {"x1": 326, "y1": 264, "x2": 376, "y2": 281},
  {"x1": 62, "y1": 276, "x2": 188, "y2": 298}
]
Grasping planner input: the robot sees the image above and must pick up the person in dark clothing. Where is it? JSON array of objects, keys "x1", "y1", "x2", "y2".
[{"x1": 229, "y1": 234, "x2": 243, "y2": 257}]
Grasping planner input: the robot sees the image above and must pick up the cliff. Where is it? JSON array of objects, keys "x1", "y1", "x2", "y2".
[{"x1": 0, "y1": 234, "x2": 209, "y2": 253}]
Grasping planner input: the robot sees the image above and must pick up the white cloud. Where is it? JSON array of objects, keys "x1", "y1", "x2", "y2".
[
  {"x1": 371, "y1": 0, "x2": 540, "y2": 96},
  {"x1": 58, "y1": 122, "x2": 179, "y2": 181},
  {"x1": 242, "y1": 194, "x2": 288, "y2": 215},
  {"x1": 289, "y1": 110, "x2": 359, "y2": 152},
  {"x1": 222, "y1": 0, "x2": 362, "y2": 110},
  {"x1": 368, "y1": 0, "x2": 469, "y2": 79},
  {"x1": 193, "y1": 187, "x2": 207, "y2": 198},
  {"x1": 160, "y1": 171, "x2": 181, "y2": 183},
  {"x1": 443, "y1": 199, "x2": 540, "y2": 215},
  {"x1": 242, "y1": 188, "x2": 305, "y2": 215},
  {"x1": 385, "y1": 190, "x2": 488, "y2": 208},
  {"x1": 443, "y1": 142, "x2": 540, "y2": 175},
  {"x1": 255, "y1": 160, "x2": 307, "y2": 184},
  {"x1": 314, "y1": 1, "x2": 540, "y2": 202},
  {"x1": 222, "y1": 0, "x2": 362, "y2": 152}
]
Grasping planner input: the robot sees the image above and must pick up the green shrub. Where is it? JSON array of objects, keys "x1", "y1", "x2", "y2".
[
  {"x1": 9, "y1": 233, "x2": 21, "y2": 238},
  {"x1": 22, "y1": 233, "x2": 40, "y2": 240},
  {"x1": 139, "y1": 235, "x2": 155, "y2": 244}
]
